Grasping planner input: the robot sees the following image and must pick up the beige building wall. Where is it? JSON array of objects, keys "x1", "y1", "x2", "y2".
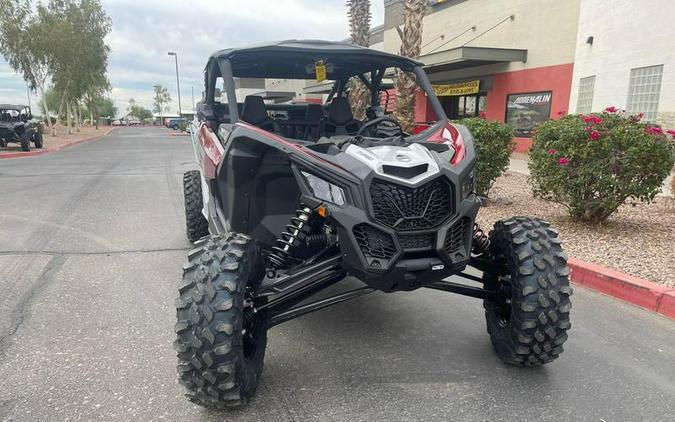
[
  {"x1": 382, "y1": 0, "x2": 580, "y2": 72},
  {"x1": 569, "y1": 0, "x2": 675, "y2": 127}
]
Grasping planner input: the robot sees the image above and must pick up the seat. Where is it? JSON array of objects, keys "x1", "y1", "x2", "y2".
[
  {"x1": 303, "y1": 103, "x2": 324, "y2": 141},
  {"x1": 318, "y1": 97, "x2": 361, "y2": 137},
  {"x1": 241, "y1": 95, "x2": 280, "y2": 133}
]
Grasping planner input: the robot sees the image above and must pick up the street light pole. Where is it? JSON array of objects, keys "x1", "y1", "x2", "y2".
[{"x1": 168, "y1": 51, "x2": 182, "y2": 121}]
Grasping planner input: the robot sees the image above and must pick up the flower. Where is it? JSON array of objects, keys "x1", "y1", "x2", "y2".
[
  {"x1": 582, "y1": 115, "x2": 603, "y2": 125},
  {"x1": 557, "y1": 110, "x2": 566, "y2": 116},
  {"x1": 589, "y1": 130, "x2": 601, "y2": 141},
  {"x1": 547, "y1": 149, "x2": 557, "y2": 155},
  {"x1": 666, "y1": 129, "x2": 675, "y2": 136},
  {"x1": 558, "y1": 157, "x2": 570, "y2": 166},
  {"x1": 604, "y1": 106, "x2": 617, "y2": 113},
  {"x1": 645, "y1": 126, "x2": 663, "y2": 135}
]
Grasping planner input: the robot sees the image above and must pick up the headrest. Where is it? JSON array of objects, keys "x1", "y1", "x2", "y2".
[
  {"x1": 328, "y1": 97, "x2": 354, "y2": 125},
  {"x1": 305, "y1": 103, "x2": 324, "y2": 122},
  {"x1": 241, "y1": 96, "x2": 269, "y2": 125}
]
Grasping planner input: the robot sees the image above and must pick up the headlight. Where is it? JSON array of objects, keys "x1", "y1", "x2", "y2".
[
  {"x1": 461, "y1": 168, "x2": 475, "y2": 198},
  {"x1": 301, "y1": 171, "x2": 346, "y2": 206}
]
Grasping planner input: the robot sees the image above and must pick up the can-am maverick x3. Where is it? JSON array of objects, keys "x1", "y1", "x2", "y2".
[{"x1": 176, "y1": 40, "x2": 572, "y2": 409}]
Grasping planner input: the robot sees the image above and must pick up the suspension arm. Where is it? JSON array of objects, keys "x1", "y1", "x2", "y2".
[
  {"x1": 267, "y1": 287, "x2": 375, "y2": 328},
  {"x1": 425, "y1": 280, "x2": 497, "y2": 301}
]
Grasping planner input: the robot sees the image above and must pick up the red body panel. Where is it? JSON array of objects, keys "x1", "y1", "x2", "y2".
[{"x1": 196, "y1": 123, "x2": 224, "y2": 179}]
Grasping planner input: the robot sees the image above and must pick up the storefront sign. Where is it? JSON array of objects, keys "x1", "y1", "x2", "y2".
[
  {"x1": 433, "y1": 80, "x2": 480, "y2": 96},
  {"x1": 505, "y1": 91, "x2": 552, "y2": 137}
]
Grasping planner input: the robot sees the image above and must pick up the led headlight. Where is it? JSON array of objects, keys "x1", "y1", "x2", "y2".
[
  {"x1": 461, "y1": 168, "x2": 475, "y2": 198},
  {"x1": 301, "y1": 171, "x2": 346, "y2": 206}
]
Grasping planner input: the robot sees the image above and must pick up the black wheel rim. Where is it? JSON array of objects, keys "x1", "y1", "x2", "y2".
[{"x1": 490, "y1": 253, "x2": 513, "y2": 328}]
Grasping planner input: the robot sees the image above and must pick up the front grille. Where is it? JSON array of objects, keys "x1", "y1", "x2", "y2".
[
  {"x1": 370, "y1": 178, "x2": 453, "y2": 231},
  {"x1": 353, "y1": 223, "x2": 397, "y2": 263},
  {"x1": 444, "y1": 218, "x2": 471, "y2": 259},
  {"x1": 398, "y1": 233, "x2": 434, "y2": 250}
]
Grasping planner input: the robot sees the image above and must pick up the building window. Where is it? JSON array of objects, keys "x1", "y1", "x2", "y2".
[
  {"x1": 576, "y1": 76, "x2": 595, "y2": 114},
  {"x1": 626, "y1": 64, "x2": 663, "y2": 122}
]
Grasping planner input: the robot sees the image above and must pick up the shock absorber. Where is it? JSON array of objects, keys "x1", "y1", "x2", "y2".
[
  {"x1": 267, "y1": 205, "x2": 314, "y2": 271},
  {"x1": 472, "y1": 223, "x2": 491, "y2": 256}
]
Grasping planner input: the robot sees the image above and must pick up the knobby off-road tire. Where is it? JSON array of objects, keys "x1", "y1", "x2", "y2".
[
  {"x1": 183, "y1": 170, "x2": 209, "y2": 243},
  {"x1": 484, "y1": 217, "x2": 572, "y2": 366},
  {"x1": 175, "y1": 233, "x2": 268, "y2": 409},
  {"x1": 20, "y1": 137, "x2": 30, "y2": 152},
  {"x1": 33, "y1": 132, "x2": 43, "y2": 149}
]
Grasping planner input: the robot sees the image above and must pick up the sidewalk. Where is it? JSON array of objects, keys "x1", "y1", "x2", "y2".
[{"x1": 508, "y1": 156, "x2": 674, "y2": 197}]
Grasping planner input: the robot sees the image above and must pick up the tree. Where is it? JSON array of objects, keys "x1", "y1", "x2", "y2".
[
  {"x1": 45, "y1": 0, "x2": 111, "y2": 134},
  {"x1": 393, "y1": 0, "x2": 428, "y2": 132},
  {"x1": 153, "y1": 84, "x2": 172, "y2": 120},
  {"x1": 0, "y1": 0, "x2": 56, "y2": 135},
  {"x1": 346, "y1": 0, "x2": 371, "y2": 120},
  {"x1": 127, "y1": 97, "x2": 152, "y2": 122}
]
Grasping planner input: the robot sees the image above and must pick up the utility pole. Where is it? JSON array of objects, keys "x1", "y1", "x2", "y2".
[{"x1": 168, "y1": 51, "x2": 182, "y2": 121}]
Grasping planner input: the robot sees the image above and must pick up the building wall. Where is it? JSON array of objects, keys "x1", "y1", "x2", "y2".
[
  {"x1": 486, "y1": 63, "x2": 575, "y2": 151},
  {"x1": 569, "y1": 0, "x2": 675, "y2": 127},
  {"x1": 382, "y1": 0, "x2": 580, "y2": 70}
]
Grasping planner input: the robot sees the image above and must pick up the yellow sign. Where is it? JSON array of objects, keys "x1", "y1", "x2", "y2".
[
  {"x1": 433, "y1": 80, "x2": 480, "y2": 96},
  {"x1": 315, "y1": 60, "x2": 327, "y2": 83}
]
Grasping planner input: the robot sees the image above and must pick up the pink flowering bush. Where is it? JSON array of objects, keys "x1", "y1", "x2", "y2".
[{"x1": 528, "y1": 109, "x2": 674, "y2": 222}]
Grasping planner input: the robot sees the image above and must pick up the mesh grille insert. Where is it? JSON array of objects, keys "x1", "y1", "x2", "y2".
[
  {"x1": 444, "y1": 218, "x2": 471, "y2": 258},
  {"x1": 353, "y1": 223, "x2": 397, "y2": 261},
  {"x1": 398, "y1": 233, "x2": 434, "y2": 250},
  {"x1": 370, "y1": 178, "x2": 453, "y2": 231}
]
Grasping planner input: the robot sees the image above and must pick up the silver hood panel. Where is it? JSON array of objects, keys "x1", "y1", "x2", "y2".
[{"x1": 344, "y1": 143, "x2": 443, "y2": 185}]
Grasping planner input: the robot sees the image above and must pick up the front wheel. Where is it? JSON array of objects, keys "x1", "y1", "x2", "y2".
[
  {"x1": 20, "y1": 137, "x2": 30, "y2": 152},
  {"x1": 483, "y1": 217, "x2": 572, "y2": 366},
  {"x1": 175, "y1": 233, "x2": 268, "y2": 409},
  {"x1": 33, "y1": 132, "x2": 44, "y2": 149}
]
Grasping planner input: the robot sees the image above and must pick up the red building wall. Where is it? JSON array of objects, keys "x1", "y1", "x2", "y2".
[{"x1": 484, "y1": 63, "x2": 575, "y2": 152}]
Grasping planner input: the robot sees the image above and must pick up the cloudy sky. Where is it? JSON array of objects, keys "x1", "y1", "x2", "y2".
[{"x1": 0, "y1": 0, "x2": 384, "y2": 116}]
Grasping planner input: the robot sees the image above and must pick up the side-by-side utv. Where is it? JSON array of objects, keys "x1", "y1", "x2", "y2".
[
  {"x1": 0, "y1": 104, "x2": 43, "y2": 151},
  {"x1": 176, "y1": 40, "x2": 572, "y2": 409}
]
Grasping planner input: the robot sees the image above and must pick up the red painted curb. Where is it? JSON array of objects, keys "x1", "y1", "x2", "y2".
[
  {"x1": 0, "y1": 128, "x2": 113, "y2": 159},
  {"x1": 568, "y1": 257, "x2": 675, "y2": 320}
]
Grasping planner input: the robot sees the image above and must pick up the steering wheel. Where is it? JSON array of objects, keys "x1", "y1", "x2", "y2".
[{"x1": 356, "y1": 115, "x2": 403, "y2": 138}]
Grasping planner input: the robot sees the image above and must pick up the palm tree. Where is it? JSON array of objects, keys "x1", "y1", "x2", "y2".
[
  {"x1": 393, "y1": 0, "x2": 428, "y2": 132},
  {"x1": 346, "y1": 0, "x2": 371, "y2": 120}
]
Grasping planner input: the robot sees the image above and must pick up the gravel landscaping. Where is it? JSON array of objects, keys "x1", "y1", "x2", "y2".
[{"x1": 476, "y1": 171, "x2": 675, "y2": 287}]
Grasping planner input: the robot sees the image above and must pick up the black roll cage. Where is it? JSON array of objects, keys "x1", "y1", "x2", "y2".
[{"x1": 204, "y1": 57, "x2": 447, "y2": 129}]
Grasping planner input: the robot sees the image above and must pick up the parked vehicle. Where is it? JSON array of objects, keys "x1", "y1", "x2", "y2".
[
  {"x1": 167, "y1": 118, "x2": 183, "y2": 130},
  {"x1": 0, "y1": 104, "x2": 43, "y2": 151},
  {"x1": 177, "y1": 40, "x2": 573, "y2": 409}
]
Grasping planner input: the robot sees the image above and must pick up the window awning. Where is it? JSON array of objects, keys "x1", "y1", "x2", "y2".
[{"x1": 421, "y1": 46, "x2": 527, "y2": 73}]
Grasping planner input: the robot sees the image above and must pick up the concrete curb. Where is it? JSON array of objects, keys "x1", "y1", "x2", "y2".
[
  {"x1": 0, "y1": 127, "x2": 113, "y2": 159},
  {"x1": 569, "y1": 257, "x2": 675, "y2": 320}
]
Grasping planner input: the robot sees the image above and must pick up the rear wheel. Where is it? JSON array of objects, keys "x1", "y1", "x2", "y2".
[
  {"x1": 175, "y1": 233, "x2": 268, "y2": 409},
  {"x1": 483, "y1": 217, "x2": 572, "y2": 366},
  {"x1": 183, "y1": 170, "x2": 209, "y2": 242}
]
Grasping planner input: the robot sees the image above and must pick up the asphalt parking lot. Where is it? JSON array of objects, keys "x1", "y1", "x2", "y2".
[{"x1": 0, "y1": 126, "x2": 673, "y2": 421}]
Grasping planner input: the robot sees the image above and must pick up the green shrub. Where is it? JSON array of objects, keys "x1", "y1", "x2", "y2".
[
  {"x1": 179, "y1": 121, "x2": 188, "y2": 132},
  {"x1": 458, "y1": 117, "x2": 515, "y2": 196},
  {"x1": 529, "y1": 109, "x2": 675, "y2": 222}
]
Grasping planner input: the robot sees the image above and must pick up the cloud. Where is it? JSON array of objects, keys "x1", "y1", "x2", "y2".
[{"x1": 1, "y1": 0, "x2": 384, "y2": 112}]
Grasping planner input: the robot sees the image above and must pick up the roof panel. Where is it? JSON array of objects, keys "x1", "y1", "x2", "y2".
[{"x1": 206, "y1": 40, "x2": 422, "y2": 79}]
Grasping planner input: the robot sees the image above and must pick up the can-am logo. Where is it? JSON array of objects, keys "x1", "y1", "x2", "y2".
[{"x1": 513, "y1": 94, "x2": 552, "y2": 105}]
